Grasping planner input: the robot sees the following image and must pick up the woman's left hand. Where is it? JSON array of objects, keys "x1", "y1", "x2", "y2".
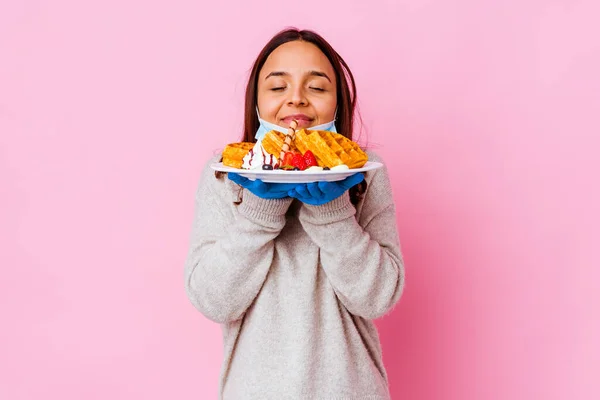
[{"x1": 288, "y1": 173, "x2": 364, "y2": 206}]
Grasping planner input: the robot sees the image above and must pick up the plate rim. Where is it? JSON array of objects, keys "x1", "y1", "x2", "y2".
[
  {"x1": 209, "y1": 161, "x2": 383, "y2": 183},
  {"x1": 210, "y1": 160, "x2": 383, "y2": 174}
]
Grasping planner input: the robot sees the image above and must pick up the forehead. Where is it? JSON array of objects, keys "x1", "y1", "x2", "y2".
[{"x1": 260, "y1": 41, "x2": 336, "y2": 79}]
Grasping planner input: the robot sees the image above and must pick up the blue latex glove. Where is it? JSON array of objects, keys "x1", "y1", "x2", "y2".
[
  {"x1": 228, "y1": 173, "x2": 297, "y2": 199},
  {"x1": 287, "y1": 173, "x2": 365, "y2": 206}
]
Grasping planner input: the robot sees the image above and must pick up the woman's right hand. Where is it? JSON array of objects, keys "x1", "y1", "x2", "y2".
[{"x1": 228, "y1": 173, "x2": 297, "y2": 199}]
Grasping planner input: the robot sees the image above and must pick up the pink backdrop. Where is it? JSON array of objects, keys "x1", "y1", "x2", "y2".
[{"x1": 1, "y1": 1, "x2": 599, "y2": 399}]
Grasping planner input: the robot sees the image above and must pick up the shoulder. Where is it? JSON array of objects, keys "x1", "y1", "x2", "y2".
[
  {"x1": 197, "y1": 153, "x2": 223, "y2": 186},
  {"x1": 365, "y1": 149, "x2": 384, "y2": 163},
  {"x1": 360, "y1": 149, "x2": 395, "y2": 207},
  {"x1": 195, "y1": 153, "x2": 240, "y2": 203},
  {"x1": 363, "y1": 149, "x2": 392, "y2": 188}
]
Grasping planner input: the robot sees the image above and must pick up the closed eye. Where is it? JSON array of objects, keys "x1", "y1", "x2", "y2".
[
  {"x1": 270, "y1": 87, "x2": 285, "y2": 91},
  {"x1": 310, "y1": 87, "x2": 325, "y2": 92}
]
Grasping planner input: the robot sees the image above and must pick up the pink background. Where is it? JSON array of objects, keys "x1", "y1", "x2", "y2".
[{"x1": 1, "y1": 1, "x2": 599, "y2": 399}]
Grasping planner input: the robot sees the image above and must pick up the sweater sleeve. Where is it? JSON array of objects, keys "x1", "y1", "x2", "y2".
[
  {"x1": 297, "y1": 160, "x2": 405, "y2": 319},
  {"x1": 184, "y1": 158, "x2": 293, "y2": 323}
]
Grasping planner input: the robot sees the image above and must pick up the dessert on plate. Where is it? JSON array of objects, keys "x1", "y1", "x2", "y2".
[{"x1": 221, "y1": 120, "x2": 368, "y2": 172}]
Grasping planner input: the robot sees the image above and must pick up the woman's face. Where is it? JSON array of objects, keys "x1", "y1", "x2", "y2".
[{"x1": 257, "y1": 40, "x2": 337, "y2": 129}]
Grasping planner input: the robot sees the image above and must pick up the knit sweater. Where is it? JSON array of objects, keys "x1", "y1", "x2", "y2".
[{"x1": 184, "y1": 150, "x2": 405, "y2": 400}]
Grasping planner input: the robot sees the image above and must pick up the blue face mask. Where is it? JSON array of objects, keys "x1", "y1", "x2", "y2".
[{"x1": 255, "y1": 109, "x2": 337, "y2": 140}]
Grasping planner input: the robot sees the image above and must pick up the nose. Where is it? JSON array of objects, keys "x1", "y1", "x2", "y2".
[{"x1": 287, "y1": 86, "x2": 307, "y2": 106}]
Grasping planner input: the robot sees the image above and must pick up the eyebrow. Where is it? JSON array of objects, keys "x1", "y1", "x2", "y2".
[{"x1": 265, "y1": 70, "x2": 332, "y2": 82}]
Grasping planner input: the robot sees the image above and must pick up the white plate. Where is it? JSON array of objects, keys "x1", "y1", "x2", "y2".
[{"x1": 210, "y1": 161, "x2": 384, "y2": 183}]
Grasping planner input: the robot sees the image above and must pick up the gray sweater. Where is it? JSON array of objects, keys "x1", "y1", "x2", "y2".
[{"x1": 184, "y1": 151, "x2": 405, "y2": 400}]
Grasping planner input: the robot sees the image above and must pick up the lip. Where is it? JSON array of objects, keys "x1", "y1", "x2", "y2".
[{"x1": 282, "y1": 114, "x2": 314, "y2": 128}]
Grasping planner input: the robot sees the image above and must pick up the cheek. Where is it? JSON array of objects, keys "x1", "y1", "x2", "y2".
[
  {"x1": 313, "y1": 95, "x2": 337, "y2": 119},
  {"x1": 257, "y1": 94, "x2": 280, "y2": 121}
]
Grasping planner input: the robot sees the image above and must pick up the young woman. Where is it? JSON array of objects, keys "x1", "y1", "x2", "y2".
[{"x1": 184, "y1": 28, "x2": 405, "y2": 400}]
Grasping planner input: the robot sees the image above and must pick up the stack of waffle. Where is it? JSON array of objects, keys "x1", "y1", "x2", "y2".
[{"x1": 222, "y1": 129, "x2": 368, "y2": 169}]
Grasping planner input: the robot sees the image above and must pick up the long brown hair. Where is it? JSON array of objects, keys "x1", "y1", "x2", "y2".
[{"x1": 223, "y1": 27, "x2": 366, "y2": 205}]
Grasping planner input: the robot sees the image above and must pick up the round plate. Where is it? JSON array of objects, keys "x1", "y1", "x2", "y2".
[{"x1": 210, "y1": 161, "x2": 383, "y2": 183}]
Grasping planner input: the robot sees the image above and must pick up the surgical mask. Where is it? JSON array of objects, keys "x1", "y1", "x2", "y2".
[{"x1": 255, "y1": 108, "x2": 338, "y2": 140}]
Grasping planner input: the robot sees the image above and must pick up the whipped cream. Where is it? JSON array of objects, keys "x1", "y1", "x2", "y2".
[
  {"x1": 330, "y1": 164, "x2": 349, "y2": 171},
  {"x1": 305, "y1": 166, "x2": 324, "y2": 172},
  {"x1": 242, "y1": 140, "x2": 278, "y2": 170}
]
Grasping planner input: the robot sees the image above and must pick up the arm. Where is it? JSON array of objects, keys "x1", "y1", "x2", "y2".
[
  {"x1": 184, "y1": 159, "x2": 293, "y2": 323},
  {"x1": 297, "y1": 163, "x2": 405, "y2": 319}
]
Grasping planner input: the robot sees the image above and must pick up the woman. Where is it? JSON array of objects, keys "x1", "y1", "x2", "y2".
[{"x1": 184, "y1": 28, "x2": 405, "y2": 400}]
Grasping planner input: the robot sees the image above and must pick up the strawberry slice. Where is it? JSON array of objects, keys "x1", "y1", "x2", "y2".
[
  {"x1": 281, "y1": 151, "x2": 295, "y2": 168},
  {"x1": 303, "y1": 150, "x2": 318, "y2": 168},
  {"x1": 291, "y1": 153, "x2": 307, "y2": 170}
]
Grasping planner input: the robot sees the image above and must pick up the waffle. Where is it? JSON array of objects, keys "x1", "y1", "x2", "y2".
[
  {"x1": 293, "y1": 129, "x2": 368, "y2": 169},
  {"x1": 222, "y1": 142, "x2": 254, "y2": 169},
  {"x1": 261, "y1": 131, "x2": 299, "y2": 157}
]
